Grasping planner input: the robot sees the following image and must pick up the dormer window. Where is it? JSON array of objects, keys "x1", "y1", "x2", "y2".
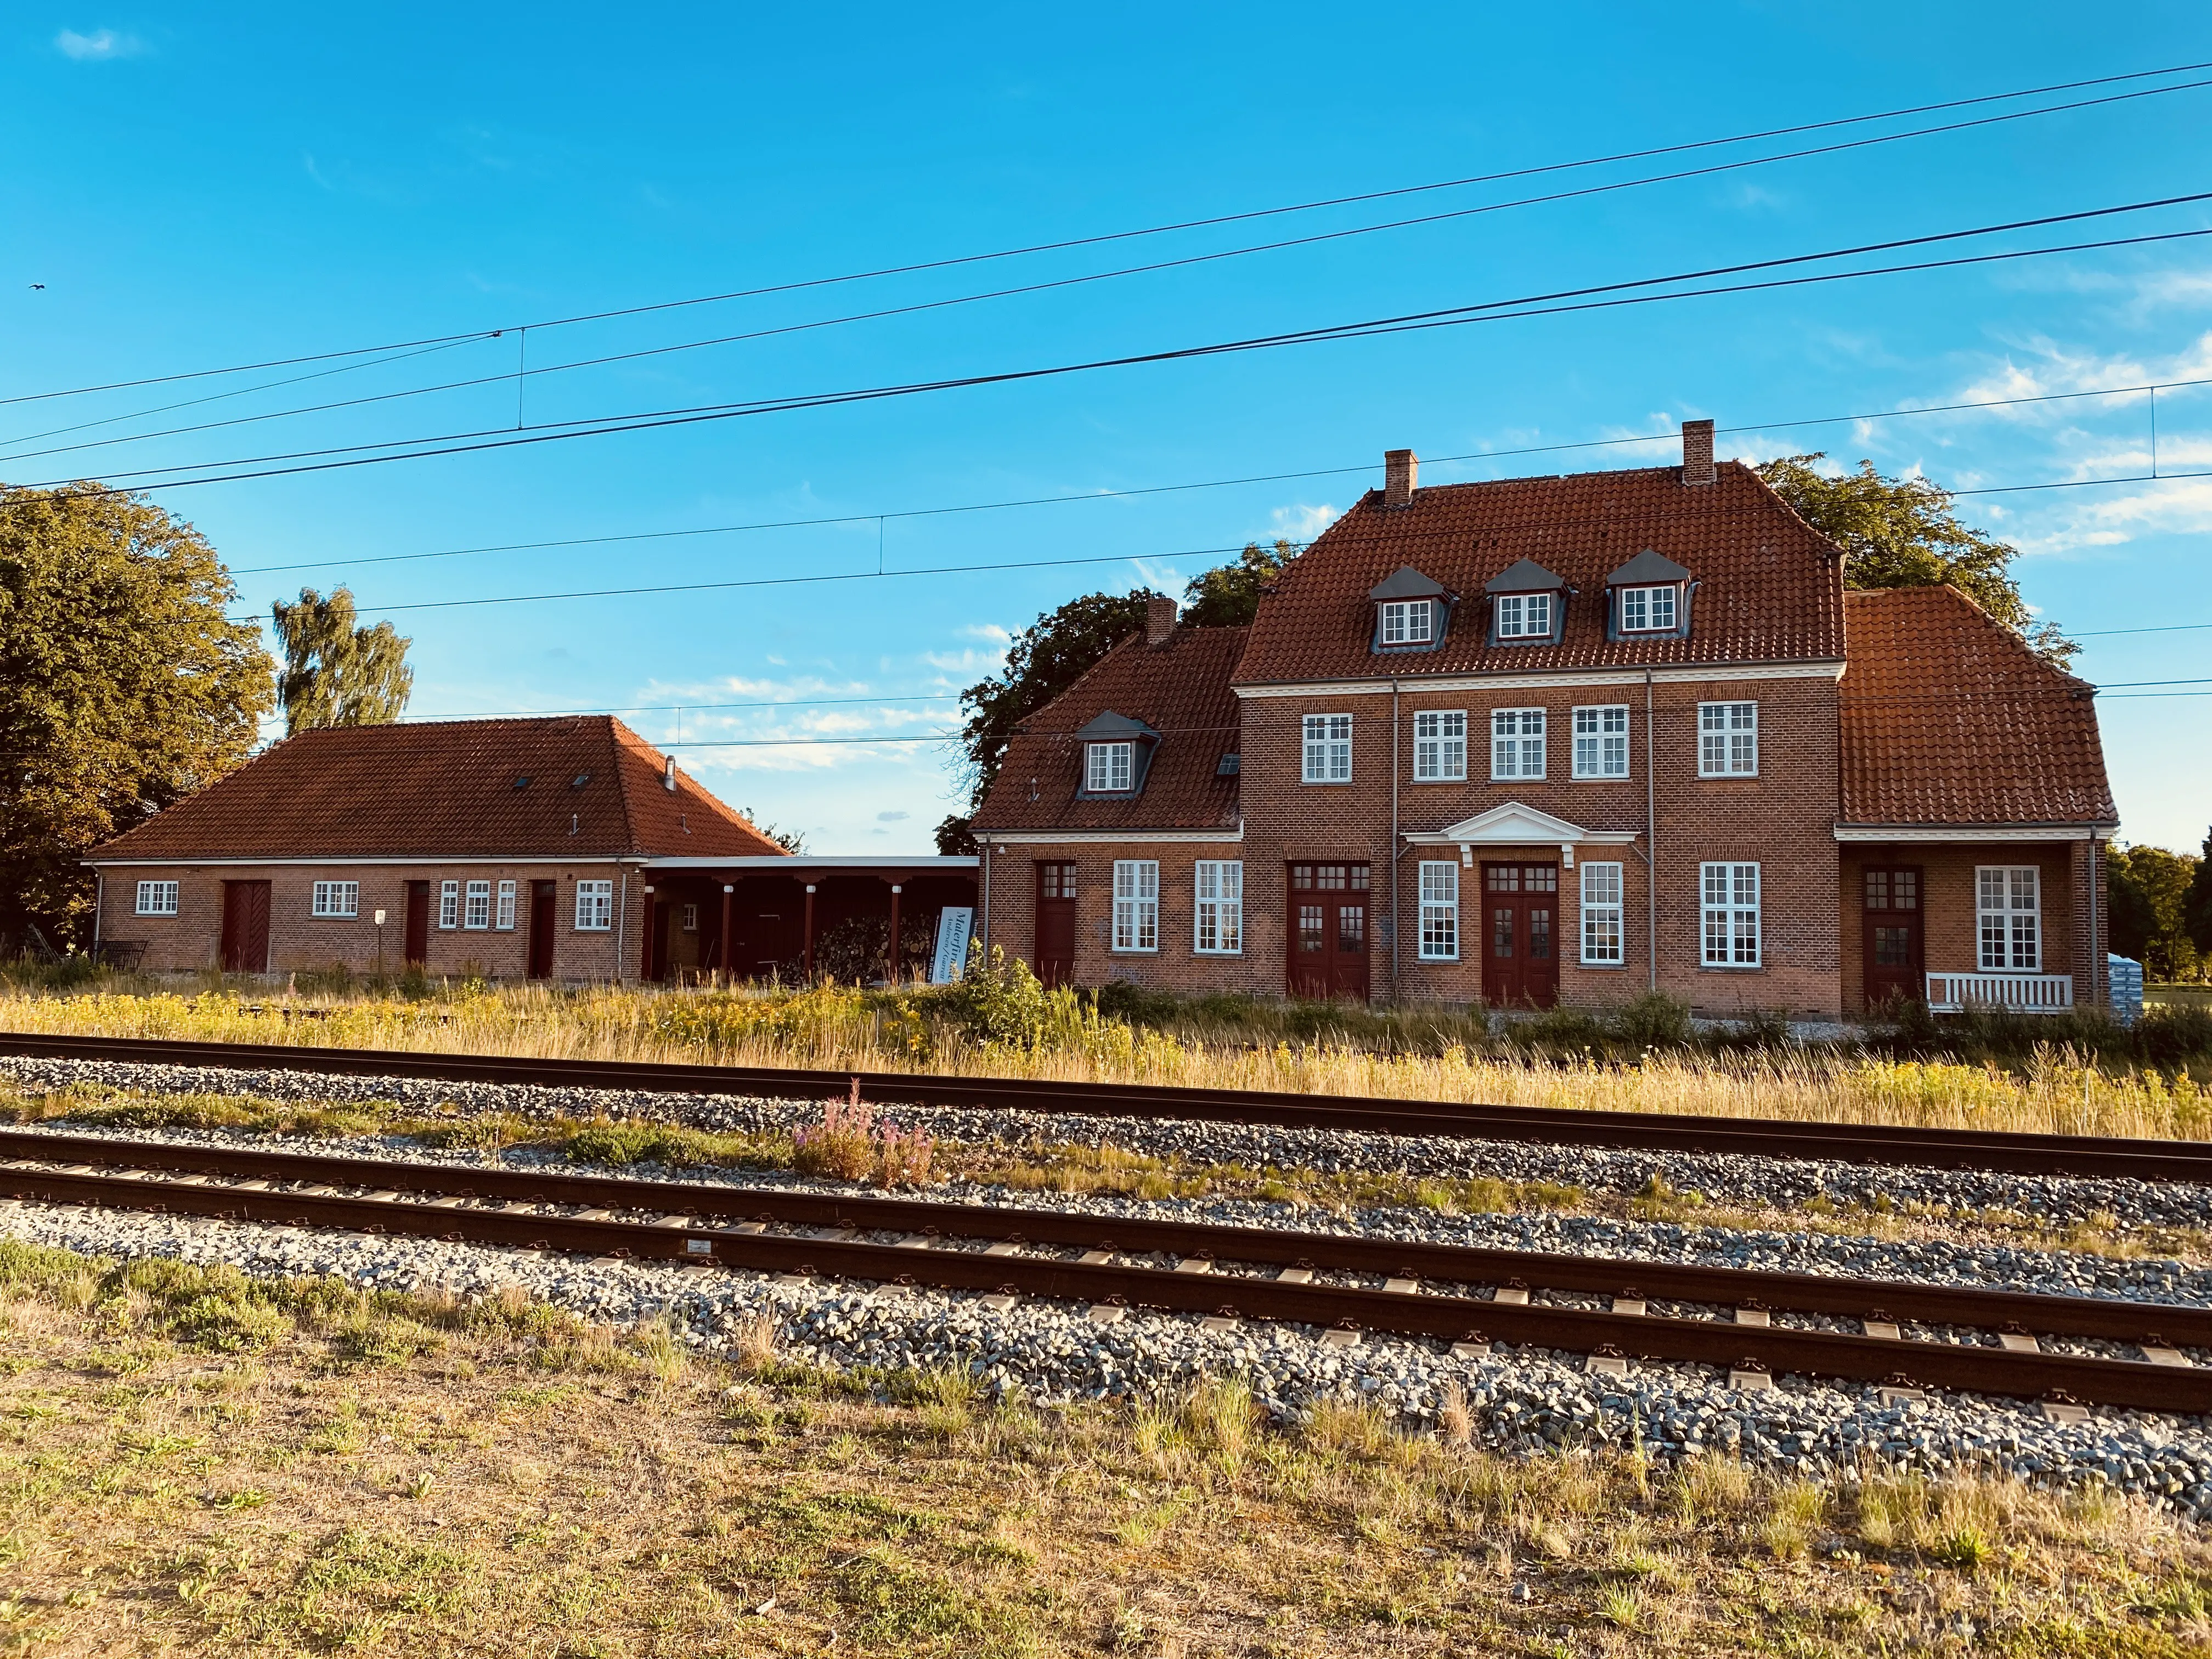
[
  {"x1": 1618, "y1": 585, "x2": 1676, "y2": 633},
  {"x1": 1483, "y1": 558, "x2": 1567, "y2": 646},
  {"x1": 1496, "y1": 592, "x2": 1551, "y2": 638},
  {"x1": 1367, "y1": 567, "x2": 1450, "y2": 653},
  {"x1": 1086, "y1": 741, "x2": 1135, "y2": 793},
  {"x1": 1074, "y1": 709, "x2": 1159, "y2": 797},
  {"x1": 1606, "y1": 549, "x2": 1694, "y2": 640},
  {"x1": 1379, "y1": 599, "x2": 1434, "y2": 645}
]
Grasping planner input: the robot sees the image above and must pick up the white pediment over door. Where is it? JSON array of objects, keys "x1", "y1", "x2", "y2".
[{"x1": 1430, "y1": 802, "x2": 1588, "y2": 844}]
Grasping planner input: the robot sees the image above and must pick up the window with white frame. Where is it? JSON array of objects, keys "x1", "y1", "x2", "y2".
[
  {"x1": 1700, "y1": 862, "x2": 1761, "y2": 966},
  {"x1": 463, "y1": 879, "x2": 491, "y2": 930},
  {"x1": 1618, "y1": 585, "x2": 1678, "y2": 633},
  {"x1": 1494, "y1": 592, "x2": 1554, "y2": 640},
  {"x1": 1302, "y1": 714, "x2": 1352, "y2": 783},
  {"x1": 1572, "y1": 705, "x2": 1629, "y2": 778},
  {"x1": 681, "y1": 903, "x2": 699, "y2": 933},
  {"x1": 1413, "y1": 710, "x2": 1467, "y2": 781},
  {"x1": 438, "y1": 880, "x2": 460, "y2": 929},
  {"x1": 1379, "y1": 599, "x2": 1434, "y2": 646},
  {"x1": 574, "y1": 879, "x2": 613, "y2": 931},
  {"x1": 495, "y1": 880, "x2": 517, "y2": 931},
  {"x1": 1417, "y1": 861, "x2": 1459, "y2": 960},
  {"x1": 1699, "y1": 702, "x2": 1758, "y2": 776},
  {"x1": 311, "y1": 880, "x2": 358, "y2": 918},
  {"x1": 1085, "y1": 741, "x2": 1134, "y2": 793},
  {"x1": 1194, "y1": 861, "x2": 1242, "y2": 954},
  {"x1": 1977, "y1": 866, "x2": 2042, "y2": 971},
  {"x1": 134, "y1": 881, "x2": 178, "y2": 917},
  {"x1": 1111, "y1": 860, "x2": 1159, "y2": 952},
  {"x1": 1581, "y1": 863, "x2": 1624, "y2": 964},
  {"x1": 1491, "y1": 708, "x2": 1546, "y2": 780}
]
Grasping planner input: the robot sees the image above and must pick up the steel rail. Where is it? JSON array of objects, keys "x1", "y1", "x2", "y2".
[
  {"x1": 2, "y1": 1133, "x2": 2206, "y2": 1413},
  {"x1": 5, "y1": 1029, "x2": 2211, "y2": 1181}
]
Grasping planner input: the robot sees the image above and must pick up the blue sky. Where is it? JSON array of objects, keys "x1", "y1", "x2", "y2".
[{"x1": 7, "y1": 2, "x2": 2211, "y2": 853}]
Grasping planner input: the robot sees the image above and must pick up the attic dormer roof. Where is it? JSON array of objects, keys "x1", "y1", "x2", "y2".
[
  {"x1": 1483, "y1": 557, "x2": 1567, "y2": 594},
  {"x1": 1606, "y1": 548, "x2": 1694, "y2": 586},
  {"x1": 1366, "y1": 566, "x2": 1447, "y2": 601},
  {"x1": 1074, "y1": 709, "x2": 1157, "y2": 740}
]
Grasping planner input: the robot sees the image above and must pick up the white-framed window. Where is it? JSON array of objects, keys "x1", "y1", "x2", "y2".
[
  {"x1": 681, "y1": 902, "x2": 699, "y2": 933},
  {"x1": 1413, "y1": 710, "x2": 1467, "y2": 781},
  {"x1": 495, "y1": 881, "x2": 517, "y2": 931},
  {"x1": 1581, "y1": 862, "x2": 1624, "y2": 964},
  {"x1": 438, "y1": 879, "x2": 460, "y2": 929},
  {"x1": 1111, "y1": 860, "x2": 1158, "y2": 952},
  {"x1": 1618, "y1": 585, "x2": 1678, "y2": 633},
  {"x1": 463, "y1": 879, "x2": 491, "y2": 930},
  {"x1": 1701, "y1": 862, "x2": 1761, "y2": 967},
  {"x1": 311, "y1": 880, "x2": 359, "y2": 919},
  {"x1": 1491, "y1": 708, "x2": 1545, "y2": 780},
  {"x1": 1302, "y1": 714, "x2": 1352, "y2": 783},
  {"x1": 1699, "y1": 702, "x2": 1758, "y2": 777},
  {"x1": 1379, "y1": 599, "x2": 1434, "y2": 646},
  {"x1": 1417, "y1": 861, "x2": 1459, "y2": 960},
  {"x1": 1086, "y1": 741, "x2": 1135, "y2": 793},
  {"x1": 1194, "y1": 861, "x2": 1242, "y2": 954},
  {"x1": 1977, "y1": 866, "x2": 2042, "y2": 972},
  {"x1": 575, "y1": 879, "x2": 613, "y2": 932},
  {"x1": 134, "y1": 881, "x2": 178, "y2": 917},
  {"x1": 1572, "y1": 705, "x2": 1629, "y2": 779},
  {"x1": 1495, "y1": 592, "x2": 1554, "y2": 639}
]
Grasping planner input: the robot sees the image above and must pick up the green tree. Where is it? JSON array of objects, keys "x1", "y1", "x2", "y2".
[
  {"x1": 2107, "y1": 843, "x2": 2204, "y2": 982},
  {"x1": 0, "y1": 485, "x2": 273, "y2": 947},
  {"x1": 1754, "y1": 455, "x2": 2077, "y2": 667},
  {"x1": 271, "y1": 585, "x2": 413, "y2": 736},
  {"x1": 2186, "y1": 826, "x2": 2212, "y2": 963},
  {"x1": 740, "y1": 809, "x2": 808, "y2": 854},
  {"x1": 1180, "y1": 538, "x2": 1302, "y2": 627}
]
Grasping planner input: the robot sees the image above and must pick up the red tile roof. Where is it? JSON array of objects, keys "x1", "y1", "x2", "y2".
[
  {"x1": 1840, "y1": 586, "x2": 2116, "y2": 827},
  {"x1": 89, "y1": 716, "x2": 789, "y2": 861},
  {"x1": 1234, "y1": 461, "x2": 1847, "y2": 683},
  {"x1": 973, "y1": 625, "x2": 1246, "y2": 833}
]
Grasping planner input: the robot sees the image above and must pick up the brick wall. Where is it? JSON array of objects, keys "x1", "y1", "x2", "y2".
[
  {"x1": 980, "y1": 840, "x2": 1264, "y2": 993},
  {"x1": 95, "y1": 862, "x2": 640, "y2": 981},
  {"x1": 1837, "y1": 841, "x2": 2090, "y2": 1015}
]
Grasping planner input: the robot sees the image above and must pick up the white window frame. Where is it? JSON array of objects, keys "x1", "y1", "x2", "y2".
[
  {"x1": 1700, "y1": 862, "x2": 1761, "y2": 967},
  {"x1": 495, "y1": 880, "x2": 517, "y2": 931},
  {"x1": 1379, "y1": 599, "x2": 1434, "y2": 646},
  {"x1": 1495, "y1": 591, "x2": 1554, "y2": 640},
  {"x1": 1977, "y1": 866, "x2": 2042, "y2": 972},
  {"x1": 311, "y1": 880, "x2": 359, "y2": 919},
  {"x1": 1580, "y1": 863, "x2": 1624, "y2": 965},
  {"x1": 1111, "y1": 860, "x2": 1159, "y2": 952},
  {"x1": 574, "y1": 879, "x2": 613, "y2": 932},
  {"x1": 1699, "y1": 701, "x2": 1758, "y2": 777},
  {"x1": 1302, "y1": 714, "x2": 1352, "y2": 784},
  {"x1": 681, "y1": 902, "x2": 699, "y2": 933},
  {"x1": 1413, "y1": 710, "x2": 1467, "y2": 782},
  {"x1": 438, "y1": 879, "x2": 460, "y2": 930},
  {"x1": 134, "y1": 881, "x2": 178, "y2": 917},
  {"x1": 1618, "y1": 584, "x2": 1678, "y2": 633},
  {"x1": 1572, "y1": 705, "x2": 1629, "y2": 780},
  {"x1": 1417, "y1": 861, "x2": 1459, "y2": 961},
  {"x1": 1085, "y1": 741, "x2": 1135, "y2": 793},
  {"x1": 1491, "y1": 708, "x2": 1546, "y2": 780},
  {"x1": 1193, "y1": 861, "x2": 1242, "y2": 955},
  {"x1": 462, "y1": 879, "x2": 492, "y2": 930}
]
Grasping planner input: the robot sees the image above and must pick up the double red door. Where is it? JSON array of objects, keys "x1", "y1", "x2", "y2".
[
  {"x1": 1287, "y1": 863, "x2": 1370, "y2": 1001},
  {"x1": 1481, "y1": 862, "x2": 1558, "y2": 1008},
  {"x1": 1034, "y1": 862, "x2": 1076, "y2": 987},
  {"x1": 1861, "y1": 865, "x2": 1923, "y2": 1009}
]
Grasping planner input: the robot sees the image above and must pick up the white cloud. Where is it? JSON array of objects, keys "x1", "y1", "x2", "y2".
[
  {"x1": 1128, "y1": 556, "x2": 1187, "y2": 595},
  {"x1": 1270, "y1": 503, "x2": 1338, "y2": 541},
  {"x1": 55, "y1": 26, "x2": 143, "y2": 59},
  {"x1": 876, "y1": 810, "x2": 909, "y2": 822}
]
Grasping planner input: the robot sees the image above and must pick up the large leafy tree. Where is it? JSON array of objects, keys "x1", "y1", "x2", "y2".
[
  {"x1": 1755, "y1": 455, "x2": 2077, "y2": 667},
  {"x1": 2187, "y1": 827, "x2": 2212, "y2": 965},
  {"x1": 1180, "y1": 538, "x2": 1301, "y2": 627},
  {"x1": 272, "y1": 585, "x2": 414, "y2": 735},
  {"x1": 0, "y1": 486, "x2": 273, "y2": 946},
  {"x1": 2107, "y1": 843, "x2": 2204, "y2": 981}
]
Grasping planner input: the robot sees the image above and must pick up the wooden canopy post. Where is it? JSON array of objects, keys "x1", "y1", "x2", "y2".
[
  {"x1": 886, "y1": 882, "x2": 902, "y2": 985},
  {"x1": 719, "y1": 883, "x2": 734, "y2": 987},
  {"x1": 640, "y1": 884, "x2": 656, "y2": 983},
  {"x1": 802, "y1": 883, "x2": 817, "y2": 981}
]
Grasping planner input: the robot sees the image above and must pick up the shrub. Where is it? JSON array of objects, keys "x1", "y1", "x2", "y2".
[
  {"x1": 1612, "y1": 992, "x2": 1695, "y2": 1049},
  {"x1": 937, "y1": 945, "x2": 1049, "y2": 1047}
]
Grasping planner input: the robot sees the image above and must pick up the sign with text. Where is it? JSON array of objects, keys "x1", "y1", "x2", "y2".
[{"x1": 929, "y1": 907, "x2": 974, "y2": 984}]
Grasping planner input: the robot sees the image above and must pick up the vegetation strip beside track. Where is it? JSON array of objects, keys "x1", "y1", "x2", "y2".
[
  {"x1": 2, "y1": 1128, "x2": 2207, "y2": 1413},
  {"x1": 6, "y1": 1028, "x2": 2212, "y2": 1181}
]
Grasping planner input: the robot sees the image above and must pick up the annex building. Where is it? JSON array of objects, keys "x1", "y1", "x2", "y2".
[{"x1": 970, "y1": 422, "x2": 2119, "y2": 1019}]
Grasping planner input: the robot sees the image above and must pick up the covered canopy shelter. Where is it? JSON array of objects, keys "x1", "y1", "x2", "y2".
[{"x1": 633, "y1": 855, "x2": 978, "y2": 985}]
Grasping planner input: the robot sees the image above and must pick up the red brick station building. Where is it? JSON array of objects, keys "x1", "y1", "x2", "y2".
[
  {"x1": 87, "y1": 422, "x2": 2117, "y2": 1020},
  {"x1": 970, "y1": 422, "x2": 2118, "y2": 1020}
]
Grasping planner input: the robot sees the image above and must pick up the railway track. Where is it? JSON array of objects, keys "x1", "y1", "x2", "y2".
[
  {"x1": 2, "y1": 1125, "x2": 2206, "y2": 1416},
  {"x1": 3, "y1": 1029, "x2": 2208, "y2": 1182}
]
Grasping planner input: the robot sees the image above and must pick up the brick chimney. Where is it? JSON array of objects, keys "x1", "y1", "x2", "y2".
[
  {"x1": 1384, "y1": 448, "x2": 1418, "y2": 507},
  {"x1": 1146, "y1": 592, "x2": 1178, "y2": 645},
  {"x1": 1681, "y1": 419, "x2": 1715, "y2": 486}
]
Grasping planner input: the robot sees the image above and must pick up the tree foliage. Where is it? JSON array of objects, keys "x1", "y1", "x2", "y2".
[
  {"x1": 2107, "y1": 843, "x2": 2205, "y2": 983},
  {"x1": 271, "y1": 585, "x2": 414, "y2": 736},
  {"x1": 1754, "y1": 454, "x2": 2077, "y2": 668},
  {"x1": 1180, "y1": 538, "x2": 1301, "y2": 627},
  {"x1": 2188, "y1": 827, "x2": 2212, "y2": 963},
  {"x1": 0, "y1": 486, "x2": 273, "y2": 945},
  {"x1": 740, "y1": 809, "x2": 808, "y2": 854}
]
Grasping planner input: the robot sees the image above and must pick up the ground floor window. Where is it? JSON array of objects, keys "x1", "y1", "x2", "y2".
[
  {"x1": 1113, "y1": 860, "x2": 1159, "y2": 952},
  {"x1": 135, "y1": 881, "x2": 178, "y2": 916},
  {"x1": 1977, "y1": 865, "x2": 2041, "y2": 970},
  {"x1": 495, "y1": 880, "x2": 517, "y2": 930},
  {"x1": 575, "y1": 879, "x2": 613, "y2": 931},
  {"x1": 438, "y1": 880, "x2": 460, "y2": 929},
  {"x1": 1700, "y1": 862, "x2": 1760, "y2": 966},
  {"x1": 311, "y1": 880, "x2": 358, "y2": 918},
  {"x1": 1194, "y1": 861, "x2": 1242, "y2": 953},
  {"x1": 1418, "y1": 861, "x2": 1459, "y2": 960},
  {"x1": 1580, "y1": 862, "x2": 1623, "y2": 963}
]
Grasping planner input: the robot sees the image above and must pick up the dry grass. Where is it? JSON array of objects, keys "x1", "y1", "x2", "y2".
[{"x1": 1, "y1": 1235, "x2": 2208, "y2": 1656}]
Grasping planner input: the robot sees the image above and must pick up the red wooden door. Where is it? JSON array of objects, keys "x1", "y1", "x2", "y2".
[
  {"x1": 1286, "y1": 863, "x2": 1371, "y2": 1001},
  {"x1": 1035, "y1": 862, "x2": 1076, "y2": 987},
  {"x1": 403, "y1": 882, "x2": 430, "y2": 967},
  {"x1": 1480, "y1": 863, "x2": 1559, "y2": 1008},
  {"x1": 219, "y1": 881, "x2": 271, "y2": 973},
  {"x1": 1861, "y1": 865, "x2": 1923, "y2": 1010},
  {"x1": 526, "y1": 881, "x2": 557, "y2": 979}
]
